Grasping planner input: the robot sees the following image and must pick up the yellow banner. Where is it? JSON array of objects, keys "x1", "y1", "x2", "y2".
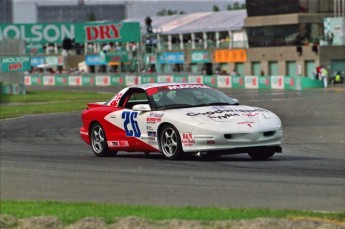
[{"x1": 214, "y1": 49, "x2": 247, "y2": 63}]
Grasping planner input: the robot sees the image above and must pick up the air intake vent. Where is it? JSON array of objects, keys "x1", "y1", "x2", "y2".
[
  {"x1": 263, "y1": 131, "x2": 275, "y2": 137},
  {"x1": 224, "y1": 134, "x2": 232, "y2": 139}
]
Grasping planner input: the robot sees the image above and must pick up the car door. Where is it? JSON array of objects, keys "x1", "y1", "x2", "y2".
[{"x1": 109, "y1": 88, "x2": 159, "y2": 152}]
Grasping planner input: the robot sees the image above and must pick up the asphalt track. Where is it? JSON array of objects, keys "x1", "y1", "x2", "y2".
[{"x1": 1, "y1": 86, "x2": 344, "y2": 211}]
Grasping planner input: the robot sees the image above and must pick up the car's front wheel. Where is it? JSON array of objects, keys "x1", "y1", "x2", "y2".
[
  {"x1": 159, "y1": 124, "x2": 183, "y2": 160},
  {"x1": 248, "y1": 151, "x2": 275, "y2": 160},
  {"x1": 90, "y1": 123, "x2": 114, "y2": 157}
]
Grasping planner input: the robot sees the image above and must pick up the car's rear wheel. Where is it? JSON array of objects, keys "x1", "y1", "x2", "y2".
[
  {"x1": 90, "y1": 123, "x2": 114, "y2": 157},
  {"x1": 248, "y1": 151, "x2": 275, "y2": 160},
  {"x1": 159, "y1": 124, "x2": 183, "y2": 160}
]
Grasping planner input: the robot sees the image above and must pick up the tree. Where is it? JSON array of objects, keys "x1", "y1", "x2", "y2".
[
  {"x1": 157, "y1": 9, "x2": 184, "y2": 16},
  {"x1": 227, "y1": 4, "x2": 232, "y2": 10},
  {"x1": 213, "y1": 5, "x2": 220, "y2": 12},
  {"x1": 233, "y1": 2, "x2": 240, "y2": 10},
  {"x1": 157, "y1": 9, "x2": 167, "y2": 16}
]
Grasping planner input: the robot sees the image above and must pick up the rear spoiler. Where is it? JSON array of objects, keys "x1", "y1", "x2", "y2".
[{"x1": 87, "y1": 102, "x2": 107, "y2": 109}]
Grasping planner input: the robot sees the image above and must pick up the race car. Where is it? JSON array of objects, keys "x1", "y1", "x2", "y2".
[{"x1": 80, "y1": 83, "x2": 283, "y2": 160}]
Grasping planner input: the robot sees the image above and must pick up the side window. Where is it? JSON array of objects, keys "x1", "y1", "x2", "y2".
[{"x1": 123, "y1": 90, "x2": 149, "y2": 109}]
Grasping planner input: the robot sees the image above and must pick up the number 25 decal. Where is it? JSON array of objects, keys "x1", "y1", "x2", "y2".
[{"x1": 122, "y1": 111, "x2": 141, "y2": 137}]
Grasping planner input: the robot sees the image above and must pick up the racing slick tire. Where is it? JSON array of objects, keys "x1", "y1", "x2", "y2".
[
  {"x1": 159, "y1": 124, "x2": 183, "y2": 160},
  {"x1": 248, "y1": 151, "x2": 275, "y2": 160},
  {"x1": 90, "y1": 123, "x2": 116, "y2": 157}
]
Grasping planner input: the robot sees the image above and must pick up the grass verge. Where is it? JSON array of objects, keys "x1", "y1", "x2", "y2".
[
  {"x1": 1, "y1": 200, "x2": 344, "y2": 225},
  {"x1": 0, "y1": 90, "x2": 112, "y2": 119}
]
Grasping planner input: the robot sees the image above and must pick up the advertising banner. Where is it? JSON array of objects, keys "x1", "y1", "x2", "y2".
[
  {"x1": 31, "y1": 56, "x2": 45, "y2": 67},
  {"x1": 258, "y1": 76, "x2": 271, "y2": 89},
  {"x1": 232, "y1": 75, "x2": 245, "y2": 88},
  {"x1": 85, "y1": 54, "x2": 106, "y2": 66},
  {"x1": 125, "y1": 75, "x2": 140, "y2": 86},
  {"x1": 45, "y1": 56, "x2": 64, "y2": 66},
  {"x1": 173, "y1": 75, "x2": 188, "y2": 83},
  {"x1": 55, "y1": 74, "x2": 68, "y2": 86},
  {"x1": 111, "y1": 75, "x2": 126, "y2": 86},
  {"x1": 81, "y1": 75, "x2": 95, "y2": 86},
  {"x1": 0, "y1": 23, "x2": 75, "y2": 44},
  {"x1": 75, "y1": 22, "x2": 141, "y2": 43},
  {"x1": 214, "y1": 49, "x2": 247, "y2": 63},
  {"x1": 95, "y1": 76, "x2": 111, "y2": 86},
  {"x1": 284, "y1": 76, "x2": 296, "y2": 90},
  {"x1": 43, "y1": 76, "x2": 55, "y2": 86},
  {"x1": 1, "y1": 22, "x2": 140, "y2": 44},
  {"x1": 25, "y1": 43, "x2": 44, "y2": 54},
  {"x1": 141, "y1": 75, "x2": 157, "y2": 84},
  {"x1": 157, "y1": 75, "x2": 173, "y2": 83},
  {"x1": 188, "y1": 75, "x2": 203, "y2": 84},
  {"x1": 105, "y1": 50, "x2": 129, "y2": 63},
  {"x1": 203, "y1": 75, "x2": 217, "y2": 87},
  {"x1": 271, "y1": 76, "x2": 285, "y2": 89},
  {"x1": 0, "y1": 56, "x2": 31, "y2": 72},
  {"x1": 217, "y1": 75, "x2": 232, "y2": 88},
  {"x1": 159, "y1": 52, "x2": 184, "y2": 64},
  {"x1": 28, "y1": 75, "x2": 42, "y2": 85},
  {"x1": 24, "y1": 76, "x2": 32, "y2": 86},
  {"x1": 191, "y1": 50, "x2": 211, "y2": 63},
  {"x1": 244, "y1": 76, "x2": 259, "y2": 89},
  {"x1": 68, "y1": 76, "x2": 83, "y2": 86}
]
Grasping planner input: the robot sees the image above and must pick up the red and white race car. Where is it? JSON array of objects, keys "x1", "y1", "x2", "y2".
[{"x1": 80, "y1": 83, "x2": 283, "y2": 160}]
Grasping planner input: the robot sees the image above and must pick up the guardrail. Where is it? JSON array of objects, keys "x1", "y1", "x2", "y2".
[{"x1": 1, "y1": 74, "x2": 324, "y2": 94}]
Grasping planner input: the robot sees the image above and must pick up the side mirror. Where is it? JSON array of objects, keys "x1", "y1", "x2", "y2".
[
  {"x1": 132, "y1": 104, "x2": 151, "y2": 112},
  {"x1": 232, "y1": 99, "x2": 240, "y2": 105}
]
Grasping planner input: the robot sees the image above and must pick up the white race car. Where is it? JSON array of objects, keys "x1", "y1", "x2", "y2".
[{"x1": 80, "y1": 83, "x2": 283, "y2": 160}]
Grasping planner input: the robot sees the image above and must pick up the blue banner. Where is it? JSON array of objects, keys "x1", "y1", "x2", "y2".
[
  {"x1": 30, "y1": 56, "x2": 45, "y2": 67},
  {"x1": 85, "y1": 54, "x2": 106, "y2": 66},
  {"x1": 159, "y1": 52, "x2": 185, "y2": 64}
]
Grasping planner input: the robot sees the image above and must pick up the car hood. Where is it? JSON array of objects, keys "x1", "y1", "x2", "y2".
[{"x1": 166, "y1": 105, "x2": 279, "y2": 124}]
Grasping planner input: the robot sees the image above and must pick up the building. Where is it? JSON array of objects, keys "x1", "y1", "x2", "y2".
[
  {"x1": 0, "y1": 0, "x2": 13, "y2": 23},
  {"x1": 37, "y1": 3, "x2": 126, "y2": 23},
  {"x1": 244, "y1": 0, "x2": 345, "y2": 78}
]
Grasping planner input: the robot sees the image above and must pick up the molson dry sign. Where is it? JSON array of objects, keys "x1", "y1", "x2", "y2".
[
  {"x1": 0, "y1": 23, "x2": 75, "y2": 44},
  {"x1": 0, "y1": 22, "x2": 141, "y2": 44},
  {"x1": 0, "y1": 56, "x2": 31, "y2": 73},
  {"x1": 75, "y1": 22, "x2": 141, "y2": 43}
]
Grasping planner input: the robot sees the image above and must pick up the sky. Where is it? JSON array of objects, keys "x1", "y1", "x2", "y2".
[{"x1": 12, "y1": 0, "x2": 244, "y2": 23}]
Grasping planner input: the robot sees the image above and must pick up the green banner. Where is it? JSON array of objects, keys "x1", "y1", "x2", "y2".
[
  {"x1": 75, "y1": 22, "x2": 141, "y2": 43},
  {"x1": 173, "y1": 75, "x2": 188, "y2": 83},
  {"x1": 231, "y1": 76, "x2": 245, "y2": 88},
  {"x1": 203, "y1": 75, "x2": 217, "y2": 87},
  {"x1": 0, "y1": 56, "x2": 31, "y2": 72},
  {"x1": 111, "y1": 75, "x2": 126, "y2": 86},
  {"x1": 55, "y1": 74, "x2": 68, "y2": 86},
  {"x1": 258, "y1": 76, "x2": 271, "y2": 89},
  {"x1": 141, "y1": 74, "x2": 157, "y2": 84},
  {"x1": 105, "y1": 50, "x2": 129, "y2": 63},
  {"x1": 1, "y1": 22, "x2": 141, "y2": 44},
  {"x1": 190, "y1": 50, "x2": 211, "y2": 63}
]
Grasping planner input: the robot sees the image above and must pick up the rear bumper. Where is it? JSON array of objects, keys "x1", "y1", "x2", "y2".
[{"x1": 80, "y1": 127, "x2": 90, "y2": 145}]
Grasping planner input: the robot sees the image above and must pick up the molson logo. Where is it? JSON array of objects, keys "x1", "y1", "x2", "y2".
[
  {"x1": 84, "y1": 24, "x2": 122, "y2": 41},
  {"x1": 0, "y1": 24, "x2": 75, "y2": 43}
]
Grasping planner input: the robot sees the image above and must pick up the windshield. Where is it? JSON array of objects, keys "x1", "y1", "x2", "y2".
[{"x1": 149, "y1": 87, "x2": 239, "y2": 110}]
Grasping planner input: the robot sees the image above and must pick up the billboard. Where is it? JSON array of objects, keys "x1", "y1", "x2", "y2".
[{"x1": 0, "y1": 22, "x2": 141, "y2": 44}]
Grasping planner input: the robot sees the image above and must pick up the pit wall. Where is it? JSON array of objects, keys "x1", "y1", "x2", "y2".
[{"x1": 1, "y1": 74, "x2": 323, "y2": 94}]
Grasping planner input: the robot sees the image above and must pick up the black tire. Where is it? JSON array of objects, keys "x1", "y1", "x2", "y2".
[
  {"x1": 90, "y1": 123, "x2": 115, "y2": 157},
  {"x1": 248, "y1": 151, "x2": 275, "y2": 160},
  {"x1": 159, "y1": 124, "x2": 183, "y2": 160}
]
